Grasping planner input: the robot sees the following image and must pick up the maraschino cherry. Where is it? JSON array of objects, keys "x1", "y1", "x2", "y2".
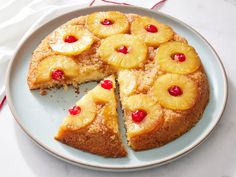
[
  {"x1": 64, "y1": 35, "x2": 78, "y2": 43},
  {"x1": 132, "y1": 109, "x2": 147, "y2": 123},
  {"x1": 145, "y1": 24, "x2": 158, "y2": 33},
  {"x1": 51, "y1": 69, "x2": 64, "y2": 81},
  {"x1": 117, "y1": 46, "x2": 128, "y2": 54},
  {"x1": 172, "y1": 53, "x2": 186, "y2": 62},
  {"x1": 68, "y1": 106, "x2": 81, "y2": 115},
  {"x1": 101, "y1": 80, "x2": 113, "y2": 90},
  {"x1": 168, "y1": 85, "x2": 183, "y2": 96},
  {"x1": 101, "y1": 19, "x2": 113, "y2": 25}
]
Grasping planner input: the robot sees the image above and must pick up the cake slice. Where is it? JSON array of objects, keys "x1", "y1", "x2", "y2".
[
  {"x1": 118, "y1": 70, "x2": 164, "y2": 150},
  {"x1": 55, "y1": 75, "x2": 127, "y2": 157}
]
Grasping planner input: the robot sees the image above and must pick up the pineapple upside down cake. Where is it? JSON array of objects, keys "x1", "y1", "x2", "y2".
[{"x1": 27, "y1": 11, "x2": 209, "y2": 157}]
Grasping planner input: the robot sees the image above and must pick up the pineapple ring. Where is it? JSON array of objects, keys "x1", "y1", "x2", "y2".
[
  {"x1": 118, "y1": 70, "x2": 137, "y2": 96},
  {"x1": 90, "y1": 75, "x2": 116, "y2": 104},
  {"x1": 131, "y1": 16, "x2": 174, "y2": 47},
  {"x1": 87, "y1": 11, "x2": 129, "y2": 38},
  {"x1": 61, "y1": 95, "x2": 96, "y2": 130},
  {"x1": 35, "y1": 55, "x2": 80, "y2": 83},
  {"x1": 153, "y1": 74, "x2": 198, "y2": 110},
  {"x1": 49, "y1": 25, "x2": 94, "y2": 56},
  {"x1": 156, "y1": 41, "x2": 201, "y2": 74},
  {"x1": 124, "y1": 94, "x2": 163, "y2": 138},
  {"x1": 98, "y1": 34, "x2": 147, "y2": 69}
]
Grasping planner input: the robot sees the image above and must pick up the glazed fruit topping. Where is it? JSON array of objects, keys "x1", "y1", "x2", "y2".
[
  {"x1": 101, "y1": 19, "x2": 113, "y2": 25},
  {"x1": 101, "y1": 80, "x2": 113, "y2": 90},
  {"x1": 172, "y1": 53, "x2": 186, "y2": 62},
  {"x1": 145, "y1": 24, "x2": 158, "y2": 33},
  {"x1": 64, "y1": 35, "x2": 78, "y2": 43},
  {"x1": 116, "y1": 45, "x2": 128, "y2": 54},
  {"x1": 168, "y1": 85, "x2": 183, "y2": 96},
  {"x1": 132, "y1": 109, "x2": 147, "y2": 123},
  {"x1": 68, "y1": 106, "x2": 81, "y2": 115},
  {"x1": 51, "y1": 69, "x2": 64, "y2": 81}
]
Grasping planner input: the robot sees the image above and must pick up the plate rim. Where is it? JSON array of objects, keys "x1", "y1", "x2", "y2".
[{"x1": 5, "y1": 5, "x2": 228, "y2": 172}]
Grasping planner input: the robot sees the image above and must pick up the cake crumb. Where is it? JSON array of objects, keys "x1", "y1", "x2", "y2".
[
  {"x1": 74, "y1": 87, "x2": 80, "y2": 94},
  {"x1": 40, "y1": 89, "x2": 48, "y2": 95},
  {"x1": 63, "y1": 85, "x2": 68, "y2": 91},
  {"x1": 84, "y1": 88, "x2": 89, "y2": 93}
]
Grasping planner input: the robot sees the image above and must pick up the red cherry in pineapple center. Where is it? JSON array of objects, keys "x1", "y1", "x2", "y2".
[
  {"x1": 172, "y1": 53, "x2": 186, "y2": 62},
  {"x1": 168, "y1": 85, "x2": 183, "y2": 96},
  {"x1": 145, "y1": 24, "x2": 158, "y2": 33},
  {"x1": 68, "y1": 106, "x2": 81, "y2": 115},
  {"x1": 116, "y1": 45, "x2": 128, "y2": 54},
  {"x1": 51, "y1": 69, "x2": 64, "y2": 81},
  {"x1": 101, "y1": 19, "x2": 113, "y2": 25},
  {"x1": 64, "y1": 35, "x2": 78, "y2": 43},
  {"x1": 101, "y1": 80, "x2": 113, "y2": 90},
  {"x1": 132, "y1": 109, "x2": 147, "y2": 123}
]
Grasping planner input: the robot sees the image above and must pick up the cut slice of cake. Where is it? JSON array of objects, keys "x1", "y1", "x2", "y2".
[
  {"x1": 118, "y1": 70, "x2": 164, "y2": 150},
  {"x1": 55, "y1": 75, "x2": 127, "y2": 157}
]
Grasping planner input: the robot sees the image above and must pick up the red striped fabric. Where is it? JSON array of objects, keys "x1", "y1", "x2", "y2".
[{"x1": 0, "y1": 96, "x2": 6, "y2": 110}]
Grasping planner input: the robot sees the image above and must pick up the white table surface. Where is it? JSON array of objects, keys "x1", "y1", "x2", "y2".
[{"x1": 0, "y1": 0, "x2": 236, "y2": 176}]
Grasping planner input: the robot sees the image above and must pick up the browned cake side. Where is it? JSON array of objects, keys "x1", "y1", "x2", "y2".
[{"x1": 55, "y1": 116, "x2": 127, "y2": 157}]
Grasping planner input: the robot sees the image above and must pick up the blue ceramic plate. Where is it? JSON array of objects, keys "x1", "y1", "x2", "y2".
[{"x1": 6, "y1": 5, "x2": 227, "y2": 172}]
